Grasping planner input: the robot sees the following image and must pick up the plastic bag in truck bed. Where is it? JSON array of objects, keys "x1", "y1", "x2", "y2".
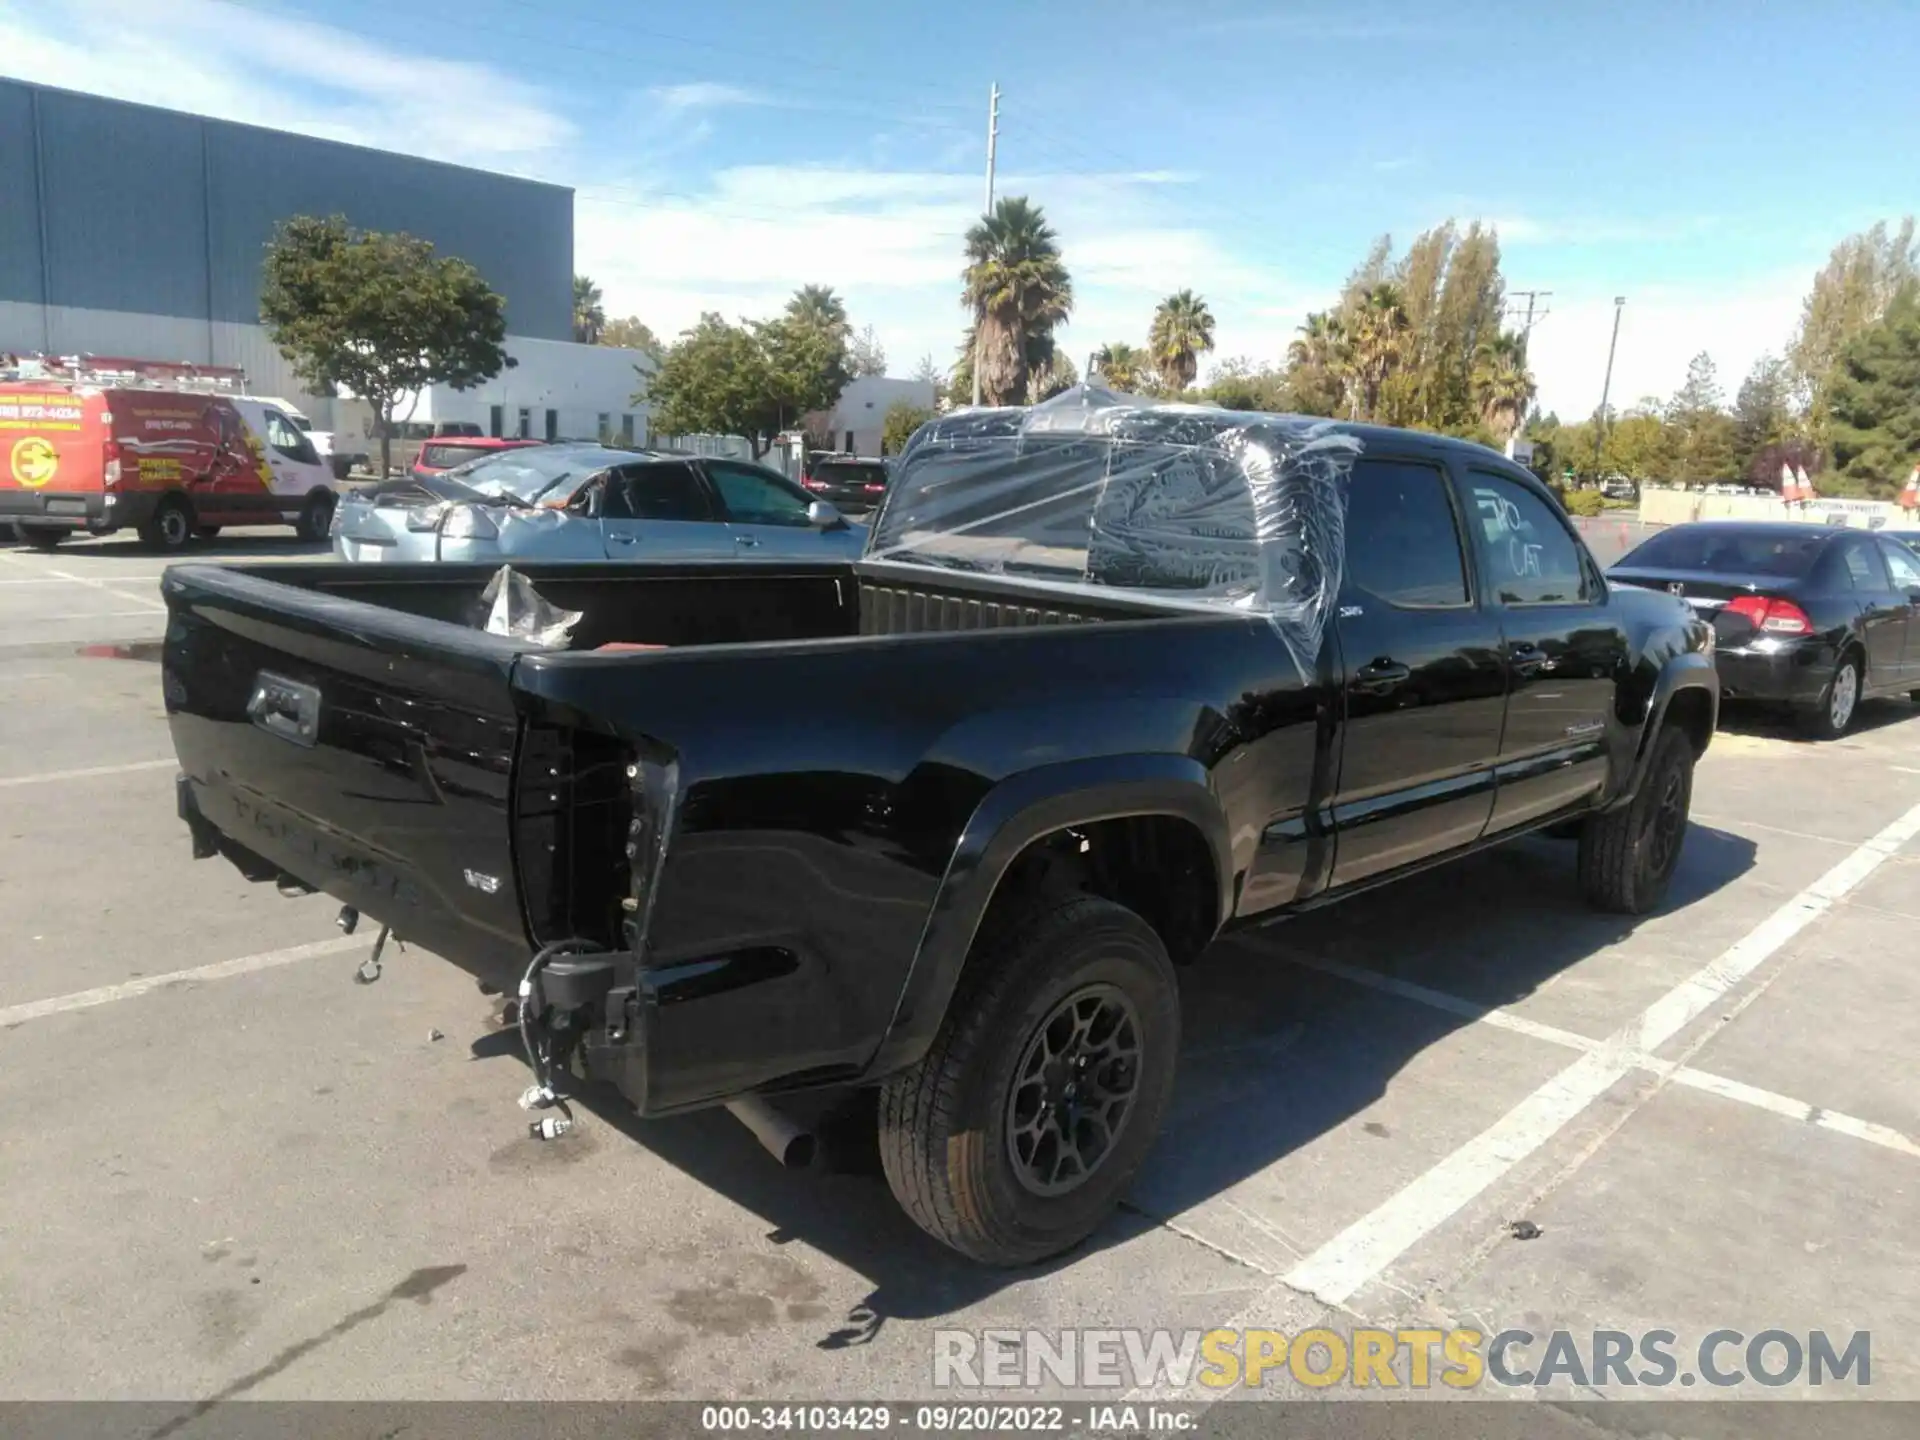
[
  {"x1": 867, "y1": 384, "x2": 1362, "y2": 682},
  {"x1": 475, "y1": 565, "x2": 583, "y2": 646}
]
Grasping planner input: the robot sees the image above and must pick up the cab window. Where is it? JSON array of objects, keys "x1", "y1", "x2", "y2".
[
  {"x1": 1466, "y1": 471, "x2": 1592, "y2": 605},
  {"x1": 263, "y1": 410, "x2": 318, "y2": 464},
  {"x1": 707, "y1": 461, "x2": 812, "y2": 527}
]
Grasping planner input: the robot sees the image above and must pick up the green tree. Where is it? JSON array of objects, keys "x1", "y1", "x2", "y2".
[
  {"x1": 1470, "y1": 330, "x2": 1536, "y2": 444},
  {"x1": 1666, "y1": 353, "x2": 1737, "y2": 481},
  {"x1": 1791, "y1": 218, "x2": 1917, "y2": 441},
  {"x1": 962, "y1": 196, "x2": 1073, "y2": 406},
  {"x1": 600, "y1": 315, "x2": 662, "y2": 358},
  {"x1": 1148, "y1": 290, "x2": 1217, "y2": 392},
  {"x1": 786, "y1": 284, "x2": 850, "y2": 339},
  {"x1": 1093, "y1": 341, "x2": 1149, "y2": 392},
  {"x1": 910, "y1": 353, "x2": 945, "y2": 387},
  {"x1": 1828, "y1": 281, "x2": 1920, "y2": 497},
  {"x1": 643, "y1": 309, "x2": 850, "y2": 459},
  {"x1": 1285, "y1": 311, "x2": 1350, "y2": 417},
  {"x1": 1346, "y1": 283, "x2": 1411, "y2": 421},
  {"x1": 948, "y1": 325, "x2": 977, "y2": 409},
  {"x1": 1730, "y1": 354, "x2": 1795, "y2": 482},
  {"x1": 260, "y1": 215, "x2": 512, "y2": 478},
  {"x1": 1028, "y1": 348, "x2": 1078, "y2": 403},
  {"x1": 1203, "y1": 357, "x2": 1289, "y2": 412},
  {"x1": 882, "y1": 400, "x2": 935, "y2": 455},
  {"x1": 572, "y1": 274, "x2": 605, "y2": 344}
]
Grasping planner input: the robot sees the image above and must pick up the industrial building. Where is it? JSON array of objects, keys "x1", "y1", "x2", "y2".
[{"x1": 0, "y1": 78, "x2": 649, "y2": 444}]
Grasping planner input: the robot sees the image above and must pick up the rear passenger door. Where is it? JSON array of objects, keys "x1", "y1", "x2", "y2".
[
  {"x1": 1877, "y1": 537, "x2": 1920, "y2": 687},
  {"x1": 1827, "y1": 533, "x2": 1906, "y2": 691},
  {"x1": 600, "y1": 460, "x2": 732, "y2": 559},
  {"x1": 1464, "y1": 468, "x2": 1625, "y2": 831},
  {"x1": 1327, "y1": 455, "x2": 1509, "y2": 888}
]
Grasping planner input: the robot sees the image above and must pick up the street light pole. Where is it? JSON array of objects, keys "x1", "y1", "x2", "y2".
[{"x1": 1593, "y1": 295, "x2": 1625, "y2": 476}]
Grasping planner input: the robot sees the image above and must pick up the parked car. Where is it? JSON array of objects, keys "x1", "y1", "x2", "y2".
[
  {"x1": 800, "y1": 454, "x2": 890, "y2": 511},
  {"x1": 410, "y1": 436, "x2": 543, "y2": 481},
  {"x1": 1610, "y1": 520, "x2": 1920, "y2": 738},
  {"x1": 335, "y1": 442, "x2": 863, "y2": 564},
  {"x1": 1, "y1": 377, "x2": 337, "y2": 550},
  {"x1": 1600, "y1": 475, "x2": 1637, "y2": 501},
  {"x1": 164, "y1": 391, "x2": 1716, "y2": 1266}
]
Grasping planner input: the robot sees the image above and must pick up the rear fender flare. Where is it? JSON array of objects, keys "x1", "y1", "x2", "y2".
[{"x1": 864, "y1": 753, "x2": 1233, "y2": 1078}]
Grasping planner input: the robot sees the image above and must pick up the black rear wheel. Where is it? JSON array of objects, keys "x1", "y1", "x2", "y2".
[
  {"x1": 297, "y1": 491, "x2": 335, "y2": 543},
  {"x1": 1796, "y1": 651, "x2": 1862, "y2": 740},
  {"x1": 137, "y1": 495, "x2": 195, "y2": 553},
  {"x1": 878, "y1": 894, "x2": 1180, "y2": 1266},
  {"x1": 15, "y1": 525, "x2": 64, "y2": 550}
]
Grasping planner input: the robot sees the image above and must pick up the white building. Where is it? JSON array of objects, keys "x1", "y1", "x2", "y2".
[
  {"x1": 823, "y1": 376, "x2": 938, "y2": 456},
  {"x1": 334, "y1": 337, "x2": 656, "y2": 449}
]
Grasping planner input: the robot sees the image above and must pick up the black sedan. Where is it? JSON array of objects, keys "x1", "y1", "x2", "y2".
[
  {"x1": 1609, "y1": 521, "x2": 1920, "y2": 739},
  {"x1": 799, "y1": 455, "x2": 890, "y2": 512}
]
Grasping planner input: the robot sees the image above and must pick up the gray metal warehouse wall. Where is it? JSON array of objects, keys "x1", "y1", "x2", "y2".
[{"x1": 0, "y1": 79, "x2": 574, "y2": 357}]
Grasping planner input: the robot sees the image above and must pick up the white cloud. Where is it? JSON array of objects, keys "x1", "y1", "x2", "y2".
[
  {"x1": 0, "y1": 0, "x2": 573, "y2": 169},
  {"x1": 648, "y1": 82, "x2": 773, "y2": 113}
]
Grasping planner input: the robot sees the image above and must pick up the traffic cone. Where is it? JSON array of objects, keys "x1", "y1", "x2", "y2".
[{"x1": 1901, "y1": 466, "x2": 1919, "y2": 513}]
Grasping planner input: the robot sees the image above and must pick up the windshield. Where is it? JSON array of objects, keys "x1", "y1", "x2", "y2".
[
  {"x1": 452, "y1": 446, "x2": 630, "y2": 503},
  {"x1": 813, "y1": 460, "x2": 887, "y2": 486},
  {"x1": 1618, "y1": 527, "x2": 1826, "y2": 577}
]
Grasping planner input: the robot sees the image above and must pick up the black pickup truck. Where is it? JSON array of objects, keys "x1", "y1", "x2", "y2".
[{"x1": 161, "y1": 391, "x2": 1717, "y2": 1266}]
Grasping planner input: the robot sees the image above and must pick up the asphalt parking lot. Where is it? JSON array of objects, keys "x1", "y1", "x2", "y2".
[{"x1": 2, "y1": 524, "x2": 1916, "y2": 1431}]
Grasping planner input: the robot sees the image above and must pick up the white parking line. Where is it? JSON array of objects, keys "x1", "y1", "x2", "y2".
[
  {"x1": 0, "y1": 759, "x2": 176, "y2": 788},
  {"x1": 0, "y1": 553, "x2": 166, "y2": 612},
  {"x1": 1272, "y1": 949, "x2": 1920, "y2": 1161},
  {"x1": 1278, "y1": 796, "x2": 1920, "y2": 1307},
  {"x1": 0, "y1": 936, "x2": 363, "y2": 1028}
]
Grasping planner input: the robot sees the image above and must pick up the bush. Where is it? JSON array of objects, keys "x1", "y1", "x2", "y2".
[{"x1": 1564, "y1": 489, "x2": 1605, "y2": 518}]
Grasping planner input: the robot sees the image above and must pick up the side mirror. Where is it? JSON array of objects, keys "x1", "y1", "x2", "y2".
[{"x1": 806, "y1": 500, "x2": 844, "y2": 529}]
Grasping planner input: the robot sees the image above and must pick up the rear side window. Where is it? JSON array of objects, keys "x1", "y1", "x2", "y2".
[
  {"x1": 1839, "y1": 535, "x2": 1888, "y2": 590},
  {"x1": 1467, "y1": 471, "x2": 1589, "y2": 605},
  {"x1": 1620, "y1": 527, "x2": 1824, "y2": 576},
  {"x1": 814, "y1": 460, "x2": 887, "y2": 487},
  {"x1": 606, "y1": 462, "x2": 711, "y2": 521},
  {"x1": 1881, "y1": 539, "x2": 1920, "y2": 589},
  {"x1": 1342, "y1": 458, "x2": 1468, "y2": 606}
]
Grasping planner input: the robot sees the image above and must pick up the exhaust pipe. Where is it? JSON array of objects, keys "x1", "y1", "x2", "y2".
[{"x1": 725, "y1": 1096, "x2": 817, "y2": 1169}]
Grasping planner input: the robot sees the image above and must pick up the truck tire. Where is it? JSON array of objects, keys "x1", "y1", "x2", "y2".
[
  {"x1": 297, "y1": 491, "x2": 335, "y2": 543},
  {"x1": 15, "y1": 524, "x2": 64, "y2": 550},
  {"x1": 138, "y1": 495, "x2": 195, "y2": 553},
  {"x1": 1578, "y1": 723, "x2": 1695, "y2": 915},
  {"x1": 878, "y1": 894, "x2": 1180, "y2": 1266},
  {"x1": 1795, "y1": 650, "x2": 1862, "y2": 741}
]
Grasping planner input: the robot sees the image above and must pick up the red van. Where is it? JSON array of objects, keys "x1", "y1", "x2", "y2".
[{"x1": 1, "y1": 359, "x2": 339, "y2": 551}]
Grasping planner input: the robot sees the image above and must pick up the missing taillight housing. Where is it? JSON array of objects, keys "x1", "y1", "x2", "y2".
[
  {"x1": 1726, "y1": 595, "x2": 1813, "y2": 635},
  {"x1": 102, "y1": 439, "x2": 122, "y2": 488}
]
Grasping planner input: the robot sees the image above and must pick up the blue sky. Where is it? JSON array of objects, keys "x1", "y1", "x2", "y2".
[{"x1": 4, "y1": 0, "x2": 1916, "y2": 414}]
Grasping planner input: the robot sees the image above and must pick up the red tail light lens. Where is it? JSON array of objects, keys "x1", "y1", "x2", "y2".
[
  {"x1": 801, "y1": 478, "x2": 828, "y2": 490},
  {"x1": 863, "y1": 482, "x2": 886, "y2": 493},
  {"x1": 1726, "y1": 595, "x2": 1813, "y2": 635}
]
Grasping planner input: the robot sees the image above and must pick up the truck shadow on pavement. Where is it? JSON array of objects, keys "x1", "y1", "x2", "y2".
[{"x1": 477, "y1": 824, "x2": 1757, "y2": 1356}]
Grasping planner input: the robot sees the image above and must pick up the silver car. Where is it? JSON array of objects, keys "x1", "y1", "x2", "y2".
[{"x1": 332, "y1": 443, "x2": 865, "y2": 563}]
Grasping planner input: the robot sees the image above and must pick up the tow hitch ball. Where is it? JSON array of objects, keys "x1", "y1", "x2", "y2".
[{"x1": 338, "y1": 907, "x2": 399, "y2": 984}]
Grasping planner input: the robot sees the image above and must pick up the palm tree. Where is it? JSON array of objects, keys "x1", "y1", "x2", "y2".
[
  {"x1": 1287, "y1": 310, "x2": 1353, "y2": 417},
  {"x1": 1148, "y1": 290, "x2": 1216, "y2": 392},
  {"x1": 786, "y1": 284, "x2": 850, "y2": 339},
  {"x1": 1093, "y1": 341, "x2": 1148, "y2": 392},
  {"x1": 1471, "y1": 331, "x2": 1537, "y2": 443},
  {"x1": 962, "y1": 196, "x2": 1073, "y2": 406},
  {"x1": 572, "y1": 275, "x2": 606, "y2": 344},
  {"x1": 1346, "y1": 283, "x2": 1411, "y2": 421}
]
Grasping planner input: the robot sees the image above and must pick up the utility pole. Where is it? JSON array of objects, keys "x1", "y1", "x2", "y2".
[
  {"x1": 1508, "y1": 290, "x2": 1553, "y2": 357},
  {"x1": 970, "y1": 83, "x2": 1000, "y2": 409},
  {"x1": 1593, "y1": 295, "x2": 1625, "y2": 477}
]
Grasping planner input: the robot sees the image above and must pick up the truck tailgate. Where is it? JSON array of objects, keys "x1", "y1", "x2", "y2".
[{"x1": 162, "y1": 563, "x2": 540, "y2": 979}]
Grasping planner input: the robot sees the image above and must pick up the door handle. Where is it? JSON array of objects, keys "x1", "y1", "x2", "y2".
[
  {"x1": 735, "y1": 536, "x2": 762, "y2": 548},
  {"x1": 608, "y1": 533, "x2": 638, "y2": 545},
  {"x1": 1351, "y1": 659, "x2": 1411, "y2": 695},
  {"x1": 1509, "y1": 643, "x2": 1555, "y2": 676}
]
